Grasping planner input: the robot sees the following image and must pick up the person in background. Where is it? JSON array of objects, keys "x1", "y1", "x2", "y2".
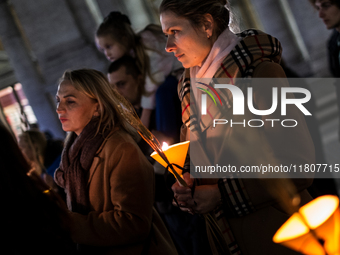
[
  {"x1": 18, "y1": 130, "x2": 47, "y2": 176},
  {"x1": 309, "y1": 0, "x2": 340, "y2": 197},
  {"x1": 54, "y1": 68, "x2": 177, "y2": 255},
  {"x1": 107, "y1": 56, "x2": 208, "y2": 255},
  {"x1": 107, "y1": 55, "x2": 156, "y2": 163},
  {"x1": 95, "y1": 12, "x2": 183, "y2": 131},
  {"x1": 43, "y1": 130, "x2": 64, "y2": 178},
  {"x1": 160, "y1": 0, "x2": 315, "y2": 254},
  {"x1": 309, "y1": 0, "x2": 340, "y2": 141},
  {"x1": 281, "y1": 60, "x2": 338, "y2": 197},
  {"x1": 107, "y1": 55, "x2": 181, "y2": 147},
  {"x1": 0, "y1": 123, "x2": 75, "y2": 255},
  {"x1": 18, "y1": 129, "x2": 67, "y2": 200},
  {"x1": 18, "y1": 130, "x2": 59, "y2": 193}
]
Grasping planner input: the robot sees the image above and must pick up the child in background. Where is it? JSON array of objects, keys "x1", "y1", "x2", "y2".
[{"x1": 95, "y1": 12, "x2": 182, "y2": 130}]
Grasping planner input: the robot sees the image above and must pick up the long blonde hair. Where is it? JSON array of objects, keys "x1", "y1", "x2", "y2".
[{"x1": 59, "y1": 69, "x2": 139, "y2": 140}]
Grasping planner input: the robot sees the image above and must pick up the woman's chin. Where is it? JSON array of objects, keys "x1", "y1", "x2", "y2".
[
  {"x1": 181, "y1": 62, "x2": 191, "y2": 69},
  {"x1": 61, "y1": 126, "x2": 71, "y2": 133}
]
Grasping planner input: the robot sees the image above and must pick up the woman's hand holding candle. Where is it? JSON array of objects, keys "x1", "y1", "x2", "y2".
[{"x1": 172, "y1": 173, "x2": 221, "y2": 214}]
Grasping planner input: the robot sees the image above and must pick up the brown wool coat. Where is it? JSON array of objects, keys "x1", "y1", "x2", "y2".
[{"x1": 69, "y1": 128, "x2": 178, "y2": 255}]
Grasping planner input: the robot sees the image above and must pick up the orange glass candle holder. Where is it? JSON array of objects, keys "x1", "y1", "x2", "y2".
[
  {"x1": 273, "y1": 195, "x2": 340, "y2": 255},
  {"x1": 150, "y1": 141, "x2": 190, "y2": 178}
]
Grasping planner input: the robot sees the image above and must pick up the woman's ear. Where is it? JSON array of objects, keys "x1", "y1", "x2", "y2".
[
  {"x1": 93, "y1": 103, "x2": 100, "y2": 117},
  {"x1": 203, "y1": 13, "x2": 214, "y2": 39}
]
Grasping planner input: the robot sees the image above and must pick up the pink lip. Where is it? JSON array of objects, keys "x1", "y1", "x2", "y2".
[
  {"x1": 175, "y1": 54, "x2": 184, "y2": 60},
  {"x1": 59, "y1": 118, "x2": 68, "y2": 123}
]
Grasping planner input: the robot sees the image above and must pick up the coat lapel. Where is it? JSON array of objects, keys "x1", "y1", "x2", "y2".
[{"x1": 86, "y1": 128, "x2": 118, "y2": 186}]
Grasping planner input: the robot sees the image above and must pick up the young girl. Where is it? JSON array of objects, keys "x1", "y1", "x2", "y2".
[
  {"x1": 95, "y1": 12, "x2": 182, "y2": 130},
  {"x1": 54, "y1": 68, "x2": 177, "y2": 255}
]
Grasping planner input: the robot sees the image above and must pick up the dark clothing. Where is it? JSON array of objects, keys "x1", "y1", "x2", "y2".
[
  {"x1": 0, "y1": 124, "x2": 75, "y2": 255},
  {"x1": 328, "y1": 29, "x2": 340, "y2": 77},
  {"x1": 155, "y1": 75, "x2": 208, "y2": 255},
  {"x1": 156, "y1": 75, "x2": 182, "y2": 143},
  {"x1": 44, "y1": 138, "x2": 63, "y2": 172},
  {"x1": 282, "y1": 63, "x2": 338, "y2": 197},
  {"x1": 328, "y1": 29, "x2": 340, "y2": 130},
  {"x1": 135, "y1": 107, "x2": 156, "y2": 164}
]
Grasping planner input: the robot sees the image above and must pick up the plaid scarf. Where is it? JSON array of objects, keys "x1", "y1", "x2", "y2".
[{"x1": 178, "y1": 29, "x2": 282, "y2": 255}]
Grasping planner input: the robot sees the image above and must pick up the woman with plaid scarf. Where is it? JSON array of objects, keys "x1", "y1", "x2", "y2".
[{"x1": 160, "y1": 0, "x2": 315, "y2": 254}]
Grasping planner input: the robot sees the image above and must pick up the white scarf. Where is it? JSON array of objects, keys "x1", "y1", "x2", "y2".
[{"x1": 190, "y1": 29, "x2": 241, "y2": 101}]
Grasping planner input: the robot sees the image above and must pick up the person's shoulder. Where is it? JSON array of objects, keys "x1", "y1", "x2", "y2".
[
  {"x1": 100, "y1": 128, "x2": 138, "y2": 154},
  {"x1": 105, "y1": 128, "x2": 135, "y2": 145}
]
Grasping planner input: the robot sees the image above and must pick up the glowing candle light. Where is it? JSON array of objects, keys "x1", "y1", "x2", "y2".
[
  {"x1": 273, "y1": 195, "x2": 340, "y2": 255},
  {"x1": 162, "y1": 142, "x2": 169, "y2": 151},
  {"x1": 150, "y1": 141, "x2": 190, "y2": 178}
]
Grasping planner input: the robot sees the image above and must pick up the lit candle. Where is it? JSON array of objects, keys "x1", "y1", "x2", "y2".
[
  {"x1": 162, "y1": 142, "x2": 169, "y2": 151},
  {"x1": 273, "y1": 195, "x2": 340, "y2": 255},
  {"x1": 150, "y1": 141, "x2": 190, "y2": 178}
]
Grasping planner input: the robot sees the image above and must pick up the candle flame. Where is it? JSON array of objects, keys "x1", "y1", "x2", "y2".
[{"x1": 162, "y1": 142, "x2": 169, "y2": 151}]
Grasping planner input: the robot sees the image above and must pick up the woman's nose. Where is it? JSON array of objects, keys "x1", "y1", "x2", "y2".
[
  {"x1": 56, "y1": 103, "x2": 64, "y2": 113},
  {"x1": 319, "y1": 9, "x2": 325, "y2": 18},
  {"x1": 104, "y1": 49, "x2": 110, "y2": 59},
  {"x1": 165, "y1": 36, "x2": 176, "y2": 53}
]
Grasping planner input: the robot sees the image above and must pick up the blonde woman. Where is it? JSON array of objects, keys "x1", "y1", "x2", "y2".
[{"x1": 54, "y1": 69, "x2": 177, "y2": 255}]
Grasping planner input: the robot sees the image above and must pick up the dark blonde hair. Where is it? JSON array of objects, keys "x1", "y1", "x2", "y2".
[
  {"x1": 59, "y1": 69, "x2": 139, "y2": 140},
  {"x1": 160, "y1": 0, "x2": 230, "y2": 38},
  {"x1": 95, "y1": 12, "x2": 157, "y2": 87}
]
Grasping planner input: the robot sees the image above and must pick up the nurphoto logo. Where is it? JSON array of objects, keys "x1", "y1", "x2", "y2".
[{"x1": 198, "y1": 82, "x2": 312, "y2": 128}]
